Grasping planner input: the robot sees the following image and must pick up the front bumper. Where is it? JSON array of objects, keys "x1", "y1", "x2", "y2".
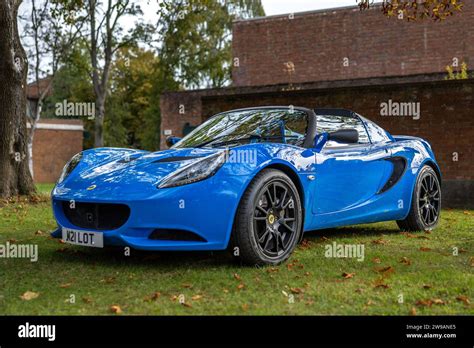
[{"x1": 51, "y1": 175, "x2": 246, "y2": 251}]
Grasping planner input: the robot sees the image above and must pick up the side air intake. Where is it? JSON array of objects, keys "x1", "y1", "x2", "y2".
[{"x1": 378, "y1": 157, "x2": 407, "y2": 194}]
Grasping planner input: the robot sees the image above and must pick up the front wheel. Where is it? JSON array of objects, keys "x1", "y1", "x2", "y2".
[
  {"x1": 397, "y1": 165, "x2": 441, "y2": 231},
  {"x1": 232, "y1": 169, "x2": 303, "y2": 266}
]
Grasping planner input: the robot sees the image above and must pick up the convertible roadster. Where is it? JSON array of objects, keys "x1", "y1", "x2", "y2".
[{"x1": 51, "y1": 106, "x2": 441, "y2": 265}]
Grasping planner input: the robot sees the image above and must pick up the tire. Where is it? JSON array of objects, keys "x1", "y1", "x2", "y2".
[
  {"x1": 232, "y1": 169, "x2": 303, "y2": 266},
  {"x1": 397, "y1": 165, "x2": 441, "y2": 232}
]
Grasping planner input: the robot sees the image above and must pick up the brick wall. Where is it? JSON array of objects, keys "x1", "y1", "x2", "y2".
[
  {"x1": 160, "y1": 76, "x2": 474, "y2": 207},
  {"x1": 30, "y1": 119, "x2": 83, "y2": 183},
  {"x1": 159, "y1": 91, "x2": 203, "y2": 149},
  {"x1": 231, "y1": 2, "x2": 474, "y2": 86}
]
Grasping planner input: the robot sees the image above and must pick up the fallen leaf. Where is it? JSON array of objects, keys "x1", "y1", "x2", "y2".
[
  {"x1": 463, "y1": 210, "x2": 471, "y2": 215},
  {"x1": 400, "y1": 257, "x2": 412, "y2": 266},
  {"x1": 400, "y1": 232, "x2": 417, "y2": 238},
  {"x1": 409, "y1": 307, "x2": 417, "y2": 316},
  {"x1": 233, "y1": 273, "x2": 241, "y2": 281},
  {"x1": 282, "y1": 290, "x2": 289, "y2": 297},
  {"x1": 290, "y1": 287, "x2": 303, "y2": 294},
  {"x1": 266, "y1": 267, "x2": 279, "y2": 273},
  {"x1": 144, "y1": 292, "x2": 161, "y2": 302},
  {"x1": 59, "y1": 283, "x2": 72, "y2": 288},
  {"x1": 82, "y1": 297, "x2": 93, "y2": 304},
  {"x1": 372, "y1": 238, "x2": 388, "y2": 245},
  {"x1": 372, "y1": 257, "x2": 381, "y2": 264},
  {"x1": 20, "y1": 291, "x2": 39, "y2": 301},
  {"x1": 375, "y1": 266, "x2": 395, "y2": 275},
  {"x1": 181, "y1": 283, "x2": 193, "y2": 289},
  {"x1": 366, "y1": 300, "x2": 375, "y2": 306},
  {"x1": 237, "y1": 283, "x2": 245, "y2": 290},
  {"x1": 182, "y1": 302, "x2": 192, "y2": 308},
  {"x1": 241, "y1": 304, "x2": 249, "y2": 311},
  {"x1": 110, "y1": 305, "x2": 122, "y2": 314},
  {"x1": 191, "y1": 295, "x2": 203, "y2": 301},
  {"x1": 422, "y1": 284, "x2": 432, "y2": 289},
  {"x1": 415, "y1": 299, "x2": 433, "y2": 307},
  {"x1": 304, "y1": 272, "x2": 311, "y2": 276},
  {"x1": 35, "y1": 230, "x2": 44, "y2": 236},
  {"x1": 374, "y1": 282, "x2": 390, "y2": 289},
  {"x1": 432, "y1": 298, "x2": 445, "y2": 305},
  {"x1": 470, "y1": 257, "x2": 474, "y2": 267},
  {"x1": 419, "y1": 247, "x2": 432, "y2": 252},
  {"x1": 299, "y1": 239, "x2": 312, "y2": 249},
  {"x1": 223, "y1": 289, "x2": 229, "y2": 294},
  {"x1": 458, "y1": 248, "x2": 468, "y2": 253},
  {"x1": 355, "y1": 288, "x2": 364, "y2": 293},
  {"x1": 455, "y1": 295, "x2": 470, "y2": 305},
  {"x1": 342, "y1": 272, "x2": 355, "y2": 279}
]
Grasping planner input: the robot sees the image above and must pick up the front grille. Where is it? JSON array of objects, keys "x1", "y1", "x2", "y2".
[
  {"x1": 61, "y1": 201, "x2": 130, "y2": 231},
  {"x1": 149, "y1": 229, "x2": 206, "y2": 242}
]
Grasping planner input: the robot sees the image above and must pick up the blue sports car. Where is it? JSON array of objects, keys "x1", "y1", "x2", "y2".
[{"x1": 51, "y1": 106, "x2": 442, "y2": 265}]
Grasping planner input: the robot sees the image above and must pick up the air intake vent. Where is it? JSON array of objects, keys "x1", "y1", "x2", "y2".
[
  {"x1": 379, "y1": 157, "x2": 407, "y2": 194},
  {"x1": 62, "y1": 201, "x2": 130, "y2": 230},
  {"x1": 149, "y1": 229, "x2": 206, "y2": 242}
]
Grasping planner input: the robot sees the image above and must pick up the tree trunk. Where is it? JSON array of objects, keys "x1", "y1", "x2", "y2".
[
  {"x1": 0, "y1": 0, "x2": 36, "y2": 198},
  {"x1": 94, "y1": 94, "x2": 105, "y2": 147}
]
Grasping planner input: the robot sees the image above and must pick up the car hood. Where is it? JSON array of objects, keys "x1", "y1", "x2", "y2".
[{"x1": 53, "y1": 147, "x2": 223, "y2": 199}]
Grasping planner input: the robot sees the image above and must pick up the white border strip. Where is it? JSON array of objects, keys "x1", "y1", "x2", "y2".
[{"x1": 27, "y1": 123, "x2": 84, "y2": 131}]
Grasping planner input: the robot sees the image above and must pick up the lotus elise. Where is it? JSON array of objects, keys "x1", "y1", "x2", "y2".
[{"x1": 51, "y1": 106, "x2": 442, "y2": 265}]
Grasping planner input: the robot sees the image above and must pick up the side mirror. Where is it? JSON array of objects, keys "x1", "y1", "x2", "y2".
[
  {"x1": 166, "y1": 136, "x2": 182, "y2": 148},
  {"x1": 313, "y1": 129, "x2": 359, "y2": 152},
  {"x1": 313, "y1": 132, "x2": 329, "y2": 152},
  {"x1": 328, "y1": 129, "x2": 359, "y2": 144}
]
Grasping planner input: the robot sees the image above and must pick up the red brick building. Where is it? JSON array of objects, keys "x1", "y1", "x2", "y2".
[
  {"x1": 28, "y1": 119, "x2": 84, "y2": 183},
  {"x1": 27, "y1": 79, "x2": 84, "y2": 183},
  {"x1": 160, "y1": 3, "x2": 474, "y2": 207}
]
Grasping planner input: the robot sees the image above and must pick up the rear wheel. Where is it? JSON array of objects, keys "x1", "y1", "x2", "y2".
[
  {"x1": 232, "y1": 169, "x2": 302, "y2": 266},
  {"x1": 397, "y1": 165, "x2": 441, "y2": 231}
]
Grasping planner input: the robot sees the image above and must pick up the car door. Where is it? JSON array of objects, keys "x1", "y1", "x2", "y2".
[{"x1": 312, "y1": 113, "x2": 392, "y2": 217}]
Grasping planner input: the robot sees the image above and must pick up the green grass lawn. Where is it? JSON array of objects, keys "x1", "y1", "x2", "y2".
[{"x1": 0, "y1": 184, "x2": 472, "y2": 315}]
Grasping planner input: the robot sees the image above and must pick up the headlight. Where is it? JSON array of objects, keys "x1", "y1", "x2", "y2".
[
  {"x1": 57, "y1": 152, "x2": 83, "y2": 184},
  {"x1": 158, "y1": 152, "x2": 226, "y2": 188}
]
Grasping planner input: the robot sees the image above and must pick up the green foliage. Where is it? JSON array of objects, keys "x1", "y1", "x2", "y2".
[
  {"x1": 157, "y1": 0, "x2": 265, "y2": 89},
  {"x1": 105, "y1": 46, "x2": 159, "y2": 149},
  {"x1": 358, "y1": 0, "x2": 464, "y2": 21},
  {"x1": 139, "y1": 0, "x2": 265, "y2": 150},
  {"x1": 445, "y1": 62, "x2": 470, "y2": 80},
  {"x1": 37, "y1": 0, "x2": 265, "y2": 151}
]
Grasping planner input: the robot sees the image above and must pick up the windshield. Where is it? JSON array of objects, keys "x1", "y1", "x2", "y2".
[{"x1": 173, "y1": 108, "x2": 309, "y2": 149}]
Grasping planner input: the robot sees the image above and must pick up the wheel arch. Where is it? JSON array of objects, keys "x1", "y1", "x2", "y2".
[{"x1": 423, "y1": 160, "x2": 442, "y2": 185}]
